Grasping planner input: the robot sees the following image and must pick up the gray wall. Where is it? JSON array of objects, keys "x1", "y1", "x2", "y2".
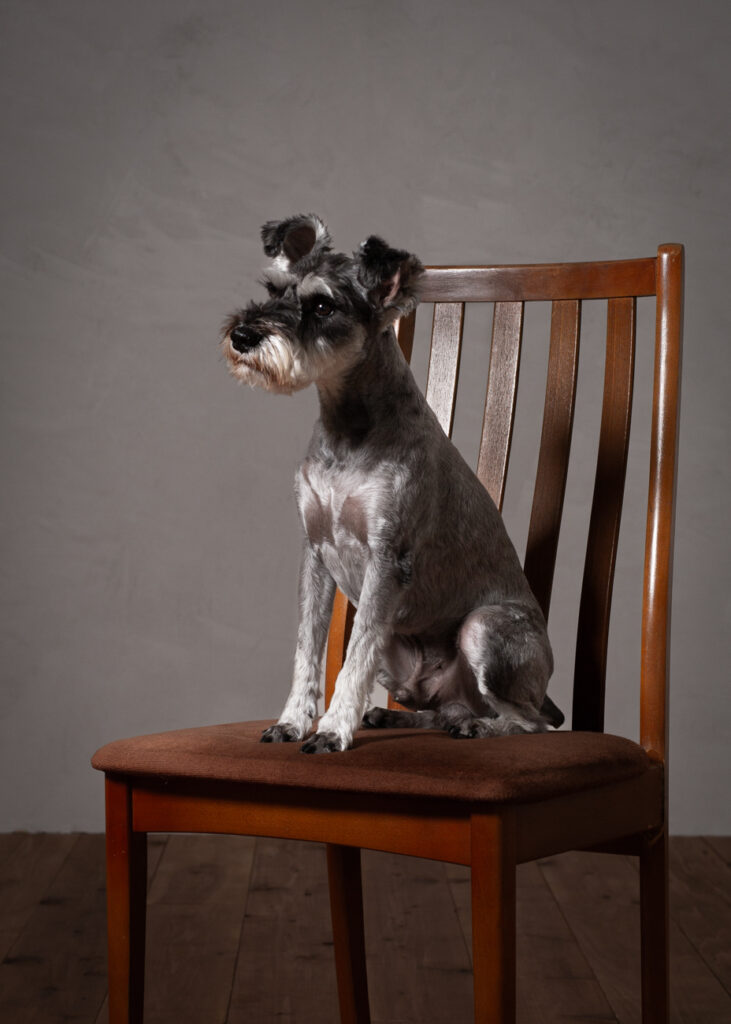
[{"x1": 1, "y1": 0, "x2": 728, "y2": 832}]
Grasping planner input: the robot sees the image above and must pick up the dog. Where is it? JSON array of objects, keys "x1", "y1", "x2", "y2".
[{"x1": 223, "y1": 214, "x2": 562, "y2": 753}]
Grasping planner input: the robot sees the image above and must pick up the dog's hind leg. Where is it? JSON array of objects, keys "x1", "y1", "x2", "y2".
[
  {"x1": 540, "y1": 694, "x2": 565, "y2": 728},
  {"x1": 361, "y1": 706, "x2": 438, "y2": 729},
  {"x1": 360, "y1": 639, "x2": 441, "y2": 730},
  {"x1": 447, "y1": 707, "x2": 549, "y2": 738},
  {"x1": 457, "y1": 601, "x2": 559, "y2": 736}
]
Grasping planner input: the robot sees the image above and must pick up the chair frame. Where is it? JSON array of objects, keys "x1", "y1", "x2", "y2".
[{"x1": 101, "y1": 244, "x2": 683, "y2": 1023}]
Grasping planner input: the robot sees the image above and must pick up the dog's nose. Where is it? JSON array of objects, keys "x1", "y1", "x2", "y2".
[{"x1": 229, "y1": 324, "x2": 261, "y2": 353}]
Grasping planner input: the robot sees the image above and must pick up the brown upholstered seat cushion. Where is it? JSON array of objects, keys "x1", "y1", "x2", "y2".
[{"x1": 92, "y1": 720, "x2": 650, "y2": 805}]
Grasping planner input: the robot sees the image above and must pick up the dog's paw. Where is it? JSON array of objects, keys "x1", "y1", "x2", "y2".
[
  {"x1": 447, "y1": 722, "x2": 475, "y2": 739},
  {"x1": 300, "y1": 731, "x2": 345, "y2": 754},
  {"x1": 361, "y1": 707, "x2": 388, "y2": 729},
  {"x1": 260, "y1": 723, "x2": 301, "y2": 744},
  {"x1": 446, "y1": 717, "x2": 488, "y2": 739}
]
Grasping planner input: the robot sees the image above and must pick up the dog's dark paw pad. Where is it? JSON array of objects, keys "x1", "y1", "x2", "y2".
[
  {"x1": 301, "y1": 732, "x2": 343, "y2": 754},
  {"x1": 260, "y1": 724, "x2": 299, "y2": 743},
  {"x1": 361, "y1": 708, "x2": 387, "y2": 729},
  {"x1": 448, "y1": 725, "x2": 472, "y2": 739}
]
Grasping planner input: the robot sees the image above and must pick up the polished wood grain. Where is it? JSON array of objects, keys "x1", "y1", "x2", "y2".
[
  {"x1": 325, "y1": 589, "x2": 355, "y2": 708},
  {"x1": 641, "y1": 828, "x2": 670, "y2": 1022},
  {"x1": 131, "y1": 783, "x2": 472, "y2": 865},
  {"x1": 326, "y1": 845, "x2": 370, "y2": 1024},
  {"x1": 523, "y1": 299, "x2": 581, "y2": 620},
  {"x1": 393, "y1": 307, "x2": 416, "y2": 363},
  {"x1": 573, "y1": 295, "x2": 636, "y2": 732},
  {"x1": 425, "y1": 302, "x2": 465, "y2": 436},
  {"x1": 105, "y1": 778, "x2": 146, "y2": 1024},
  {"x1": 641, "y1": 244, "x2": 684, "y2": 764},
  {"x1": 476, "y1": 301, "x2": 524, "y2": 510},
  {"x1": 471, "y1": 812, "x2": 517, "y2": 1022},
  {"x1": 419, "y1": 257, "x2": 657, "y2": 303},
  {"x1": 97, "y1": 246, "x2": 684, "y2": 1023},
  {"x1": 447, "y1": 857, "x2": 621, "y2": 1020}
]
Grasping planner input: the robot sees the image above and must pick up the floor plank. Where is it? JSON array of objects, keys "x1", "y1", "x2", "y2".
[
  {"x1": 446, "y1": 860, "x2": 617, "y2": 1022},
  {"x1": 0, "y1": 834, "x2": 107, "y2": 1024},
  {"x1": 704, "y1": 836, "x2": 731, "y2": 866},
  {"x1": 143, "y1": 834, "x2": 256, "y2": 1024},
  {"x1": 363, "y1": 852, "x2": 472, "y2": 1024},
  {"x1": 1, "y1": 834, "x2": 730, "y2": 1023},
  {"x1": 0, "y1": 833, "x2": 77, "y2": 962},
  {"x1": 227, "y1": 838, "x2": 338, "y2": 1024},
  {"x1": 669, "y1": 837, "x2": 731, "y2": 993},
  {"x1": 0, "y1": 832, "x2": 26, "y2": 868},
  {"x1": 539, "y1": 849, "x2": 731, "y2": 1024}
]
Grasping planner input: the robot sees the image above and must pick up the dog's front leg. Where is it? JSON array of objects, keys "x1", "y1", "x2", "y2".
[
  {"x1": 261, "y1": 543, "x2": 336, "y2": 744},
  {"x1": 301, "y1": 562, "x2": 393, "y2": 754}
]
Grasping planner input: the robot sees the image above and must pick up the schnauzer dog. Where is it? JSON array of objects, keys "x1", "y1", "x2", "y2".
[{"x1": 223, "y1": 214, "x2": 562, "y2": 753}]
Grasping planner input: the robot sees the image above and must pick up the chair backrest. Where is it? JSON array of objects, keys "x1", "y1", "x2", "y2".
[{"x1": 325, "y1": 245, "x2": 683, "y2": 765}]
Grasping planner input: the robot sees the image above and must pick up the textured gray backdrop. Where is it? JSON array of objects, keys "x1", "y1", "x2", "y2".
[{"x1": 1, "y1": 0, "x2": 728, "y2": 831}]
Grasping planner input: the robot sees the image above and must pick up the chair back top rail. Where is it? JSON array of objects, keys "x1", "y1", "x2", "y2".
[{"x1": 419, "y1": 257, "x2": 656, "y2": 303}]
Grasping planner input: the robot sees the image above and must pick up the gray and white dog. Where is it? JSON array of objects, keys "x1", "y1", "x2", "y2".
[{"x1": 223, "y1": 214, "x2": 563, "y2": 753}]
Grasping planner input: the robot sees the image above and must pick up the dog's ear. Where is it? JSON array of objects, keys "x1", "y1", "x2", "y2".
[
  {"x1": 260, "y1": 214, "x2": 332, "y2": 268},
  {"x1": 355, "y1": 235, "x2": 423, "y2": 319}
]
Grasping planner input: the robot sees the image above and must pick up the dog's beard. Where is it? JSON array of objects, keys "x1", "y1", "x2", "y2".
[{"x1": 225, "y1": 330, "x2": 366, "y2": 395}]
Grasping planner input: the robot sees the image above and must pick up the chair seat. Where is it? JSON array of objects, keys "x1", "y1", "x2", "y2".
[{"x1": 92, "y1": 720, "x2": 651, "y2": 805}]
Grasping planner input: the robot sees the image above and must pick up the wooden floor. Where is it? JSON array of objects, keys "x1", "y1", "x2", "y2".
[{"x1": 0, "y1": 834, "x2": 729, "y2": 1023}]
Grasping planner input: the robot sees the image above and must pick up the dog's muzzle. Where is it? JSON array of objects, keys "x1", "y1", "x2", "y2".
[{"x1": 229, "y1": 323, "x2": 262, "y2": 354}]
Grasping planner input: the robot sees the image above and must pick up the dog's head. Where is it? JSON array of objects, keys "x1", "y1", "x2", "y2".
[{"x1": 222, "y1": 214, "x2": 423, "y2": 394}]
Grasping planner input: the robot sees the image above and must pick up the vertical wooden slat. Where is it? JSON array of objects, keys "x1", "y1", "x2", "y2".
[
  {"x1": 641, "y1": 245, "x2": 683, "y2": 763},
  {"x1": 425, "y1": 302, "x2": 465, "y2": 436},
  {"x1": 476, "y1": 302, "x2": 524, "y2": 511},
  {"x1": 573, "y1": 296, "x2": 636, "y2": 732},
  {"x1": 325, "y1": 589, "x2": 356, "y2": 708},
  {"x1": 524, "y1": 300, "x2": 581, "y2": 620},
  {"x1": 393, "y1": 308, "x2": 416, "y2": 362}
]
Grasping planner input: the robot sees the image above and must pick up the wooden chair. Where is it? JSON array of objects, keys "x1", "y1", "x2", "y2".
[{"x1": 92, "y1": 243, "x2": 683, "y2": 1023}]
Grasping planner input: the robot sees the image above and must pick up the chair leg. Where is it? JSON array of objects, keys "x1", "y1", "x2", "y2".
[
  {"x1": 640, "y1": 827, "x2": 669, "y2": 1023},
  {"x1": 326, "y1": 844, "x2": 371, "y2": 1024},
  {"x1": 105, "y1": 776, "x2": 147, "y2": 1024},
  {"x1": 470, "y1": 811, "x2": 516, "y2": 1023}
]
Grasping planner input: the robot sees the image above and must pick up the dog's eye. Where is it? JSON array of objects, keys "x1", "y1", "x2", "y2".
[{"x1": 313, "y1": 299, "x2": 335, "y2": 318}]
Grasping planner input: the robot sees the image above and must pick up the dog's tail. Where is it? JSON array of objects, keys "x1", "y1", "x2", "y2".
[{"x1": 540, "y1": 694, "x2": 565, "y2": 729}]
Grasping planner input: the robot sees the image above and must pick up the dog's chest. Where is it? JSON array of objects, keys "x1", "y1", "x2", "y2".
[{"x1": 296, "y1": 459, "x2": 389, "y2": 596}]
